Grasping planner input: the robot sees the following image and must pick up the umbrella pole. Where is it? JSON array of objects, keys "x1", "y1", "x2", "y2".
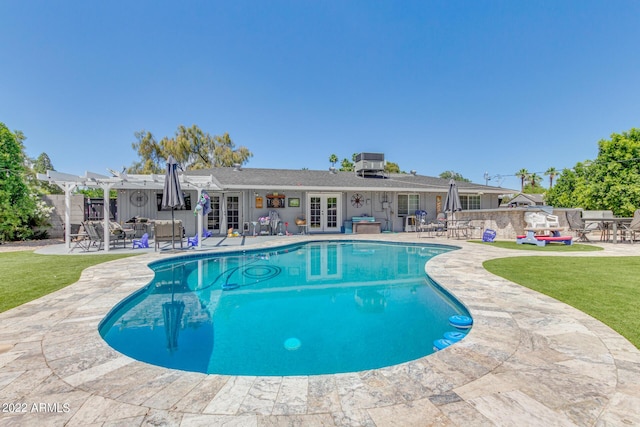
[{"x1": 171, "y1": 207, "x2": 175, "y2": 249}]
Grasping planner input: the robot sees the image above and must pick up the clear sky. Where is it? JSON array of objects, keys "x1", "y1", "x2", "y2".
[{"x1": 2, "y1": 1, "x2": 639, "y2": 191}]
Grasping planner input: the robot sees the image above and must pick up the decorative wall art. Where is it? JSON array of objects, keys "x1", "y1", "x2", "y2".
[
  {"x1": 266, "y1": 193, "x2": 285, "y2": 208},
  {"x1": 288, "y1": 198, "x2": 300, "y2": 207}
]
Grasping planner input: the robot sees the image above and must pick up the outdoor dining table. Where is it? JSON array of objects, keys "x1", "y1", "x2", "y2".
[{"x1": 585, "y1": 217, "x2": 632, "y2": 243}]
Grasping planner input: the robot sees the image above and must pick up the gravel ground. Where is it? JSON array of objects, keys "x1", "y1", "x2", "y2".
[{"x1": 0, "y1": 239, "x2": 64, "y2": 253}]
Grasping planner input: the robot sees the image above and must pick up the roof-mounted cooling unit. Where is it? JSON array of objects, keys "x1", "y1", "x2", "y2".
[{"x1": 355, "y1": 153, "x2": 385, "y2": 176}]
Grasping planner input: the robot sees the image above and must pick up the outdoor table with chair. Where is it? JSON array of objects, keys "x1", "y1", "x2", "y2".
[{"x1": 580, "y1": 210, "x2": 635, "y2": 244}]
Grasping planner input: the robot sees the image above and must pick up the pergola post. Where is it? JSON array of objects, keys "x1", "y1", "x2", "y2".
[
  {"x1": 197, "y1": 188, "x2": 204, "y2": 248},
  {"x1": 100, "y1": 183, "x2": 113, "y2": 252},
  {"x1": 60, "y1": 182, "x2": 78, "y2": 250}
]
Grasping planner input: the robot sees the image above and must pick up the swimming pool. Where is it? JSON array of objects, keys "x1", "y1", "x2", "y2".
[{"x1": 99, "y1": 241, "x2": 470, "y2": 376}]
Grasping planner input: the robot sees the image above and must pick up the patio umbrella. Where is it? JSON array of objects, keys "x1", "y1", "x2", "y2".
[
  {"x1": 162, "y1": 156, "x2": 185, "y2": 249},
  {"x1": 444, "y1": 179, "x2": 462, "y2": 220}
]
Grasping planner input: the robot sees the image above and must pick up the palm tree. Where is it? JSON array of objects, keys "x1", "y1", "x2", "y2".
[
  {"x1": 515, "y1": 168, "x2": 529, "y2": 192},
  {"x1": 329, "y1": 154, "x2": 338, "y2": 168},
  {"x1": 529, "y1": 173, "x2": 542, "y2": 188},
  {"x1": 545, "y1": 167, "x2": 558, "y2": 188}
]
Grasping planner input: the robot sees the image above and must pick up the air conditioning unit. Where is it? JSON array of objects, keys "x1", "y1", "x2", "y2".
[{"x1": 355, "y1": 153, "x2": 385, "y2": 175}]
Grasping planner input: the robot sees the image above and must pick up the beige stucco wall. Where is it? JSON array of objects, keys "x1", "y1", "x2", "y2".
[{"x1": 42, "y1": 194, "x2": 85, "y2": 238}]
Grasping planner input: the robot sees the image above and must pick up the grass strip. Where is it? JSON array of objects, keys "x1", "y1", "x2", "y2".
[
  {"x1": 470, "y1": 240, "x2": 603, "y2": 252},
  {"x1": 0, "y1": 251, "x2": 137, "y2": 313},
  {"x1": 484, "y1": 256, "x2": 640, "y2": 348}
]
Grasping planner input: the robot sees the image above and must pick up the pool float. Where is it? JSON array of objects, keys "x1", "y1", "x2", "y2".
[
  {"x1": 449, "y1": 315, "x2": 473, "y2": 329},
  {"x1": 433, "y1": 338, "x2": 454, "y2": 351},
  {"x1": 444, "y1": 331, "x2": 466, "y2": 342}
]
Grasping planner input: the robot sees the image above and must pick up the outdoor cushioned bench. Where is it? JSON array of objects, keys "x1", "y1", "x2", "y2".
[
  {"x1": 352, "y1": 216, "x2": 381, "y2": 234},
  {"x1": 153, "y1": 220, "x2": 184, "y2": 250},
  {"x1": 517, "y1": 227, "x2": 573, "y2": 246}
]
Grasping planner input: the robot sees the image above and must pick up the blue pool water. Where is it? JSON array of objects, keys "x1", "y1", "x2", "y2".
[{"x1": 99, "y1": 241, "x2": 470, "y2": 376}]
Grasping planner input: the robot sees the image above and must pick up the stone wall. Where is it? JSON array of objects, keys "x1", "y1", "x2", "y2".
[{"x1": 456, "y1": 208, "x2": 574, "y2": 240}]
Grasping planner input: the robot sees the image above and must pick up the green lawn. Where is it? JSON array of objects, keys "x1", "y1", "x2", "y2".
[
  {"x1": 470, "y1": 240, "x2": 603, "y2": 252},
  {"x1": 484, "y1": 256, "x2": 640, "y2": 349},
  {"x1": 0, "y1": 251, "x2": 137, "y2": 313}
]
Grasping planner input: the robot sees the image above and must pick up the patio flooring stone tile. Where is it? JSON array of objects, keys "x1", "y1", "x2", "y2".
[{"x1": 1, "y1": 234, "x2": 640, "y2": 426}]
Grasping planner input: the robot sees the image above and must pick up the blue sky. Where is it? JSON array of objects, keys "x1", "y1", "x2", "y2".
[{"x1": 2, "y1": 1, "x2": 639, "y2": 191}]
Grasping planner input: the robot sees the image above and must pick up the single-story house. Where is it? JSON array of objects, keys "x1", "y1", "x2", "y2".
[
  {"x1": 39, "y1": 155, "x2": 514, "y2": 250},
  {"x1": 504, "y1": 193, "x2": 545, "y2": 208}
]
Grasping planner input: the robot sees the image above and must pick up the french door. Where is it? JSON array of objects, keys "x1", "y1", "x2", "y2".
[
  {"x1": 206, "y1": 194, "x2": 240, "y2": 233},
  {"x1": 308, "y1": 193, "x2": 341, "y2": 233}
]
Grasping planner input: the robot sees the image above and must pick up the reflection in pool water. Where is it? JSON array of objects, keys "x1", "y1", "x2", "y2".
[{"x1": 99, "y1": 241, "x2": 469, "y2": 376}]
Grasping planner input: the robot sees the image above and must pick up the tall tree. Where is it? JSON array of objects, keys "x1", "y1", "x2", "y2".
[
  {"x1": 0, "y1": 123, "x2": 41, "y2": 241},
  {"x1": 545, "y1": 128, "x2": 640, "y2": 216},
  {"x1": 329, "y1": 154, "x2": 338, "y2": 168},
  {"x1": 128, "y1": 130, "x2": 164, "y2": 174},
  {"x1": 515, "y1": 168, "x2": 529, "y2": 192},
  {"x1": 32, "y1": 153, "x2": 62, "y2": 194},
  {"x1": 544, "y1": 167, "x2": 558, "y2": 188},
  {"x1": 128, "y1": 125, "x2": 253, "y2": 173},
  {"x1": 528, "y1": 173, "x2": 542, "y2": 188}
]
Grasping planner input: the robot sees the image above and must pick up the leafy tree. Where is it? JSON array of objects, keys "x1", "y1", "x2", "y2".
[
  {"x1": 329, "y1": 154, "x2": 338, "y2": 168},
  {"x1": 546, "y1": 128, "x2": 640, "y2": 216},
  {"x1": 583, "y1": 129, "x2": 640, "y2": 216},
  {"x1": 522, "y1": 183, "x2": 546, "y2": 194},
  {"x1": 0, "y1": 123, "x2": 45, "y2": 241},
  {"x1": 32, "y1": 153, "x2": 62, "y2": 194},
  {"x1": 439, "y1": 171, "x2": 471, "y2": 182},
  {"x1": 340, "y1": 158, "x2": 354, "y2": 172},
  {"x1": 128, "y1": 125, "x2": 253, "y2": 173},
  {"x1": 544, "y1": 167, "x2": 558, "y2": 188},
  {"x1": 515, "y1": 168, "x2": 529, "y2": 192},
  {"x1": 385, "y1": 161, "x2": 401, "y2": 173}
]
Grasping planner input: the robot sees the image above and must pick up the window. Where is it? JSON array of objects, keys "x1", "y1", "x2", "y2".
[
  {"x1": 398, "y1": 194, "x2": 420, "y2": 215},
  {"x1": 461, "y1": 195, "x2": 481, "y2": 210},
  {"x1": 156, "y1": 193, "x2": 191, "y2": 211}
]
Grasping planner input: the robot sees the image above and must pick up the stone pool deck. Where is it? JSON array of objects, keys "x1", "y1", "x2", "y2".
[{"x1": 1, "y1": 234, "x2": 639, "y2": 426}]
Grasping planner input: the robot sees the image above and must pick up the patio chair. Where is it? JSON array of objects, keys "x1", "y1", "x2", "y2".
[
  {"x1": 108, "y1": 221, "x2": 134, "y2": 248},
  {"x1": 565, "y1": 210, "x2": 598, "y2": 242},
  {"x1": 620, "y1": 209, "x2": 640, "y2": 243},
  {"x1": 435, "y1": 213, "x2": 447, "y2": 236},
  {"x1": 187, "y1": 234, "x2": 198, "y2": 247},
  {"x1": 132, "y1": 233, "x2": 149, "y2": 249},
  {"x1": 83, "y1": 221, "x2": 104, "y2": 251}
]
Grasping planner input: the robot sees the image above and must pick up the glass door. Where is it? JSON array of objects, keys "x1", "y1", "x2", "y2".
[
  {"x1": 308, "y1": 193, "x2": 341, "y2": 233},
  {"x1": 226, "y1": 195, "x2": 240, "y2": 231},
  {"x1": 207, "y1": 195, "x2": 221, "y2": 232}
]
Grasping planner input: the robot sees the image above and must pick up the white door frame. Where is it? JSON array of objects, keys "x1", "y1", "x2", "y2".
[{"x1": 307, "y1": 193, "x2": 342, "y2": 233}]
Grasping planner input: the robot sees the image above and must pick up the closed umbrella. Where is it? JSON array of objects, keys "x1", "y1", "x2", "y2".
[
  {"x1": 162, "y1": 156, "x2": 185, "y2": 249},
  {"x1": 444, "y1": 179, "x2": 462, "y2": 220}
]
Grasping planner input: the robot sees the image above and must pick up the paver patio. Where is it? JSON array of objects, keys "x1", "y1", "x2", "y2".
[{"x1": 1, "y1": 234, "x2": 639, "y2": 426}]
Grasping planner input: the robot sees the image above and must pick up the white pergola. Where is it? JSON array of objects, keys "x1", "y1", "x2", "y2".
[{"x1": 37, "y1": 170, "x2": 222, "y2": 252}]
